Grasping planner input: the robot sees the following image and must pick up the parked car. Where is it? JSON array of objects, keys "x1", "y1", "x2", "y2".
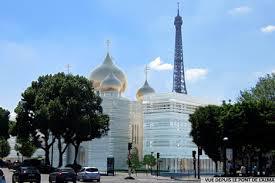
[
  {"x1": 12, "y1": 166, "x2": 41, "y2": 183},
  {"x1": 22, "y1": 159, "x2": 54, "y2": 174},
  {"x1": 0, "y1": 169, "x2": 6, "y2": 183},
  {"x1": 49, "y1": 168, "x2": 76, "y2": 183},
  {"x1": 77, "y1": 167, "x2": 100, "y2": 182}
]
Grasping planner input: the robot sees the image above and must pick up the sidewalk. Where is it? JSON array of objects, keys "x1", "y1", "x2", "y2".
[{"x1": 114, "y1": 172, "x2": 201, "y2": 182}]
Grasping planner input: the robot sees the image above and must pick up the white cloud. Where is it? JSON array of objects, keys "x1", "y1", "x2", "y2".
[
  {"x1": 261, "y1": 25, "x2": 275, "y2": 33},
  {"x1": 186, "y1": 68, "x2": 208, "y2": 82},
  {"x1": 148, "y1": 57, "x2": 173, "y2": 71},
  {"x1": 228, "y1": 6, "x2": 252, "y2": 15}
]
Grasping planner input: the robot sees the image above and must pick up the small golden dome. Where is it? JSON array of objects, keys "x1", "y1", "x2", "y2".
[
  {"x1": 136, "y1": 80, "x2": 155, "y2": 102},
  {"x1": 90, "y1": 53, "x2": 127, "y2": 93},
  {"x1": 100, "y1": 73, "x2": 122, "y2": 92}
]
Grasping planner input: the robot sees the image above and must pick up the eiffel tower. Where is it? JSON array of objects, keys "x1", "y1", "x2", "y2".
[{"x1": 172, "y1": 3, "x2": 187, "y2": 94}]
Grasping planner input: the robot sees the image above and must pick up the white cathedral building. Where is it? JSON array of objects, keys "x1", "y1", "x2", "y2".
[{"x1": 61, "y1": 50, "x2": 218, "y2": 172}]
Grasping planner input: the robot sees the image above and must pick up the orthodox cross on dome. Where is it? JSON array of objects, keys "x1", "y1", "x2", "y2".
[
  {"x1": 106, "y1": 40, "x2": 111, "y2": 52},
  {"x1": 144, "y1": 65, "x2": 150, "y2": 81},
  {"x1": 65, "y1": 64, "x2": 71, "y2": 74}
]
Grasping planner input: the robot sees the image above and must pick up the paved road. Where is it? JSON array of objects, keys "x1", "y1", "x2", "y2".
[{"x1": 1, "y1": 168, "x2": 200, "y2": 183}]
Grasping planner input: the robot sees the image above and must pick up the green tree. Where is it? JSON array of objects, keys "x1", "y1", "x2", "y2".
[
  {"x1": 245, "y1": 73, "x2": 274, "y2": 101},
  {"x1": 189, "y1": 73, "x2": 275, "y2": 174},
  {"x1": 15, "y1": 137, "x2": 37, "y2": 158},
  {"x1": 15, "y1": 72, "x2": 109, "y2": 167},
  {"x1": 129, "y1": 147, "x2": 141, "y2": 172},
  {"x1": 46, "y1": 73, "x2": 109, "y2": 167},
  {"x1": 223, "y1": 99, "x2": 274, "y2": 172},
  {"x1": 236, "y1": 73, "x2": 275, "y2": 171},
  {"x1": 14, "y1": 83, "x2": 56, "y2": 166},
  {"x1": 143, "y1": 154, "x2": 156, "y2": 174},
  {"x1": 189, "y1": 105, "x2": 223, "y2": 172},
  {"x1": 0, "y1": 138, "x2": 10, "y2": 158},
  {"x1": 0, "y1": 107, "x2": 10, "y2": 140}
]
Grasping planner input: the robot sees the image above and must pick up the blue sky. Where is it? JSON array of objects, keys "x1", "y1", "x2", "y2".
[{"x1": 0, "y1": 0, "x2": 275, "y2": 114}]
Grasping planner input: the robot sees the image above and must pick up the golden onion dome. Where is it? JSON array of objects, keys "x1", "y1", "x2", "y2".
[
  {"x1": 100, "y1": 72, "x2": 122, "y2": 92},
  {"x1": 136, "y1": 80, "x2": 155, "y2": 102},
  {"x1": 90, "y1": 53, "x2": 127, "y2": 93}
]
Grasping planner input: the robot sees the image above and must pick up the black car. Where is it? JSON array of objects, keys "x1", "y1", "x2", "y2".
[
  {"x1": 22, "y1": 159, "x2": 54, "y2": 174},
  {"x1": 49, "y1": 168, "x2": 76, "y2": 183},
  {"x1": 12, "y1": 166, "x2": 41, "y2": 183}
]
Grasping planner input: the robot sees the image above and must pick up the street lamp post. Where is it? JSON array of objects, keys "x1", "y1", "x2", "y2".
[
  {"x1": 192, "y1": 150, "x2": 196, "y2": 178},
  {"x1": 223, "y1": 137, "x2": 228, "y2": 176},
  {"x1": 198, "y1": 146, "x2": 202, "y2": 179}
]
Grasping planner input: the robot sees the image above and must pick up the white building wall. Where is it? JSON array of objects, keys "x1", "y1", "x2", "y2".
[
  {"x1": 143, "y1": 112, "x2": 197, "y2": 159},
  {"x1": 143, "y1": 92, "x2": 218, "y2": 172}
]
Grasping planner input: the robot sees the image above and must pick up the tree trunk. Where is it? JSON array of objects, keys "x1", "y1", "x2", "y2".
[
  {"x1": 45, "y1": 148, "x2": 50, "y2": 166},
  {"x1": 39, "y1": 131, "x2": 55, "y2": 166},
  {"x1": 43, "y1": 134, "x2": 50, "y2": 166},
  {"x1": 73, "y1": 142, "x2": 80, "y2": 165},
  {"x1": 57, "y1": 137, "x2": 69, "y2": 167},
  {"x1": 58, "y1": 138, "x2": 63, "y2": 167}
]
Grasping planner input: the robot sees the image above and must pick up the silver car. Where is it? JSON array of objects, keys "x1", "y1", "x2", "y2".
[{"x1": 77, "y1": 167, "x2": 100, "y2": 182}]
